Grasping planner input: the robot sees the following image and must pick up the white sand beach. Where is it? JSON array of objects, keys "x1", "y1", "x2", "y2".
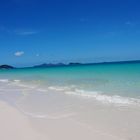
[
  {"x1": 1, "y1": 90, "x2": 140, "y2": 140},
  {"x1": 0, "y1": 101, "x2": 49, "y2": 140}
]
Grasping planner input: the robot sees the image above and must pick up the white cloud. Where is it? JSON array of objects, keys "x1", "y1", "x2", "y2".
[{"x1": 14, "y1": 51, "x2": 24, "y2": 56}]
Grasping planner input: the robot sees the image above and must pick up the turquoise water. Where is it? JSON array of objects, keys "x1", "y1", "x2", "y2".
[{"x1": 0, "y1": 62, "x2": 140, "y2": 103}]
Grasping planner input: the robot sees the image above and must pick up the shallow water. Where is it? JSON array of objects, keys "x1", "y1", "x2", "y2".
[{"x1": 0, "y1": 62, "x2": 140, "y2": 105}]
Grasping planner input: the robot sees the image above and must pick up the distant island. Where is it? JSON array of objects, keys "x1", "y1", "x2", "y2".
[
  {"x1": 0, "y1": 60, "x2": 140, "y2": 69},
  {"x1": 0, "y1": 65, "x2": 14, "y2": 69},
  {"x1": 33, "y1": 62, "x2": 82, "y2": 68},
  {"x1": 33, "y1": 60, "x2": 140, "y2": 68},
  {"x1": 33, "y1": 63, "x2": 66, "y2": 68}
]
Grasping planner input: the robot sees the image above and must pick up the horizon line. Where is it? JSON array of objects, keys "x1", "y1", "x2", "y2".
[{"x1": 1, "y1": 59, "x2": 140, "y2": 69}]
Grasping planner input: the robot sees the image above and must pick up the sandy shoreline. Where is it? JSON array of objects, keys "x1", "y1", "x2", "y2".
[
  {"x1": 1, "y1": 89, "x2": 140, "y2": 140},
  {"x1": 0, "y1": 79, "x2": 140, "y2": 140},
  {"x1": 0, "y1": 101, "x2": 50, "y2": 140}
]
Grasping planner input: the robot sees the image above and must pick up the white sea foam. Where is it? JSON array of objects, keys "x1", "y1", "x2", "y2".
[
  {"x1": 48, "y1": 86, "x2": 74, "y2": 91},
  {"x1": 36, "y1": 85, "x2": 140, "y2": 105},
  {"x1": 44, "y1": 85, "x2": 140, "y2": 105},
  {"x1": 65, "y1": 89, "x2": 140, "y2": 105},
  {"x1": 13, "y1": 80, "x2": 21, "y2": 83},
  {"x1": 0, "y1": 79, "x2": 9, "y2": 83}
]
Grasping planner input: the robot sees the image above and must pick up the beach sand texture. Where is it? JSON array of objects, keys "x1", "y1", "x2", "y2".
[{"x1": 0, "y1": 91, "x2": 140, "y2": 140}]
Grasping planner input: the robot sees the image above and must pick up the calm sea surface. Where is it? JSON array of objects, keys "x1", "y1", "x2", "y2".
[{"x1": 0, "y1": 62, "x2": 140, "y2": 105}]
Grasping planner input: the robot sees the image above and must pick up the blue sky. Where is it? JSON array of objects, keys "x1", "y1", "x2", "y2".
[{"x1": 0, "y1": 0, "x2": 140, "y2": 67}]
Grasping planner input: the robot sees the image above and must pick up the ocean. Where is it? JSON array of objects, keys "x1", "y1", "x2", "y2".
[{"x1": 0, "y1": 62, "x2": 140, "y2": 105}]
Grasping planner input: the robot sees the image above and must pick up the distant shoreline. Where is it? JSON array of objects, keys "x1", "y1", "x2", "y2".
[{"x1": 0, "y1": 60, "x2": 140, "y2": 69}]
